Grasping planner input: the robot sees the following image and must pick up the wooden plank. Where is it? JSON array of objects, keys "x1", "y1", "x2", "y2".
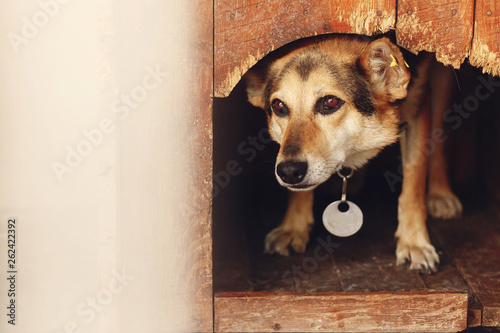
[
  {"x1": 332, "y1": 225, "x2": 427, "y2": 292},
  {"x1": 214, "y1": 0, "x2": 396, "y2": 97},
  {"x1": 418, "y1": 253, "x2": 468, "y2": 292},
  {"x1": 418, "y1": 255, "x2": 478, "y2": 326},
  {"x1": 470, "y1": 0, "x2": 500, "y2": 77},
  {"x1": 334, "y1": 255, "x2": 424, "y2": 292},
  {"x1": 284, "y1": 235, "x2": 344, "y2": 292},
  {"x1": 419, "y1": 232, "x2": 478, "y2": 326},
  {"x1": 396, "y1": 0, "x2": 474, "y2": 68},
  {"x1": 431, "y1": 207, "x2": 500, "y2": 327},
  {"x1": 214, "y1": 291, "x2": 468, "y2": 332},
  {"x1": 419, "y1": 231, "x2": 469, "y2": 292},
  {"x1": 184, "y1": 0, "x2": 214, "y2": 330},
  {"x1": 245, "y1": 235, "x2": 342, "y2": 292},
  {"x1": 250, "y1": 234, "x2": 343, "y2": 293},
  {"x1": 464, "y1": 229, "x2": 500, "y2": 328},
  {"x1": 250, "y1": 252, "x2": 301, "y2": 292},
  {"x1": 467, "y1": 293, "x2": 483, "y2": 327}
]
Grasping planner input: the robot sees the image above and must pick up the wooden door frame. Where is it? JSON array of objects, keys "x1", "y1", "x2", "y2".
[{"x1": 208, "y1": 1, "x2": 499, "y2": 331}]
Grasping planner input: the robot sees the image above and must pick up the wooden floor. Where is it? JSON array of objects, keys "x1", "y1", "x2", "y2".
[
  {"x1": 432, "y1": 205, "x2": 500, "y2": 328},
  {"x1": 213, "y1": 172, "x2": 500, "y2": 331}
]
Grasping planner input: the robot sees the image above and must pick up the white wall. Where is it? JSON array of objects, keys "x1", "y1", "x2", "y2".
[{"x1": 0, "y1": 1, "x2": 204, "y2": 332}]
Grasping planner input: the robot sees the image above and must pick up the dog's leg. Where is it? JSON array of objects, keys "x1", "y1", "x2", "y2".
[
  {"x1": 265, "y1": 190, "x2": 314, "y2": 256},
  {"x1": 396, "y1": 67, "x2": 439, "y2": 273},
  {"x1": 427, "y1": 64, "x2": 463, "y2": 219}
]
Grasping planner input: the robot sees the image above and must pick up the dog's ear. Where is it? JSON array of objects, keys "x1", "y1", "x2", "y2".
[
  {"x1": 360, "y1": 37, "x2": 410, "y2": 101},
  {"x1": 244, "y1": 69, "x2": 266, "y2": 109}
]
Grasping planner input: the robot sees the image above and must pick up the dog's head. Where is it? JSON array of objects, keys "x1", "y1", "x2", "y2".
[{"x1": 245, "y1": 36, "x2": 410, "y2": 191}]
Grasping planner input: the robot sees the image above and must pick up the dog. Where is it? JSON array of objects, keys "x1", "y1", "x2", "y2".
[{"x1": 244, "y1": 34, "x2": 463, "y2": 273}]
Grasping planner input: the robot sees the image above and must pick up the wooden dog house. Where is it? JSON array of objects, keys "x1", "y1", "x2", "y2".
[{"x1": 189, "y1": 1, "x2": 500, "y2": 332}]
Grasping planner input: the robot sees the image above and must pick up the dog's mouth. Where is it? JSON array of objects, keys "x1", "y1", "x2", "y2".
[
  {"x1": 287, "y1": 183, "x2": 318, "y2": 191},
  {"x1": 276, "y1": 161, "x2": 343, "y2": 191}
]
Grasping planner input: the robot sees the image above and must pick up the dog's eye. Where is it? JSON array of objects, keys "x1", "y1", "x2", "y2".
[
  {"x1": 271, "y1": 99, "x2": 289, "y2": 117},
  {"x1": 324, "y1": 96, "x2": 339, "y2": 108},
  {"x1": 318, "y1": 95, "x2": 344, "y2": 115}
]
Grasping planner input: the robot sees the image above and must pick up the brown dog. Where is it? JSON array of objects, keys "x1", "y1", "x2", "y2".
[{"x1": 245, "y1": 35, "x2": 462, "y2": 273}]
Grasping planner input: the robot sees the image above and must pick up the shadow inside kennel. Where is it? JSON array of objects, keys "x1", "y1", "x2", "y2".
[{"x1": 212, "y1": 63, "x2": 500, "y2": 330}]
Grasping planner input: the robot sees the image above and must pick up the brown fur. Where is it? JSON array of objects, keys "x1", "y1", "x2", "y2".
[{"x1": 245, "y1": 35, "x2": 461, "y2": 274}]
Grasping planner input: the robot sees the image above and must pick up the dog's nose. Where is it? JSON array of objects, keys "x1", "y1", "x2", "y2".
[{"x1": 276, "y1": 161, "x2": 308, "y2": 184}]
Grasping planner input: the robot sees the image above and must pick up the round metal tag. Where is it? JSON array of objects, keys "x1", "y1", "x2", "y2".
[{"x1": 322, "y1": 200, "x2": 363, "y2": 237}]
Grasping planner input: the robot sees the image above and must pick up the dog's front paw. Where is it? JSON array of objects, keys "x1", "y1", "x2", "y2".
[
  {"x1": 396, "y1": 236, "x2": 439, "y2": 274},
  {"x1": 264, "y1": 226, "x2": 309, "y2": 256},
  {"x1": 427, "y1": 192, "x2": 463, "y2": 219}
]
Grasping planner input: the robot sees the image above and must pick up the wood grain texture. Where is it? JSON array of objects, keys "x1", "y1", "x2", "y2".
[
  {"x1": 214, "y1": 291, "x2": 467, "y2": 332},
  {"x1": 186, "y1": 0, "x2": 214, "y2": 330},
  {"x1": 467, "y1": 293, "x2": 483, "y2": 327},
  {"x1": 431, "y1": 207, "x2": 500, "y2": 327},
  {"x1": 470, "y1": 0, "x2": 500, "y2": 76},
  {"x1": 332, "y1": 226, "x2": 427, "y2": 292},
  {"x1": 293, "y1": 252, "x2": 343, "y2": 293},
  {"x1": 417, "y1": 252, "x2": 477, "y2": 326},
  {"x1": 214, "y1": 0, "x2": 396, "y2": 97},
  {"x1": 456, "y1": 219, "x2": 500, "y2": 328},
  {"x1": 396, "y1": 0, "x2": 474, "y2": 68}
]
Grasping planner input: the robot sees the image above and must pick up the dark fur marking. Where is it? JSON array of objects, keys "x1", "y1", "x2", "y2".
[
  {"x1": 281, "y1": 52, "x2": 327, "y2": 82},
  {"x1": 295, "y1": 56, "x2": 319, "y2": 81},
  {"x1": 349, "y1": 64, "x2": 376, "y2": 115},
  {"x1": 327, "y1": 63, "x2": 374, "y2": 115},
  {"x1": 282, "y1": 144, "x2": 300, "y2": 156},
  {"x1": 351, "y1": 76, "x2": 375, "y2": 115}
]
